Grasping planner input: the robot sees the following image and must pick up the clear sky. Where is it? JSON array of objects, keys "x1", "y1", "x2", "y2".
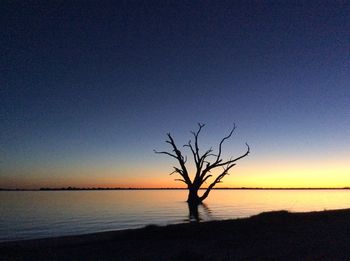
[{"x1": 1, "y1": 1, "x2": 349, "y2": 189}]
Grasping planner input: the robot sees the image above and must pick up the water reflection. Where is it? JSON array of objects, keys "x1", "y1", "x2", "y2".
[
  {"x1": 2, "y1": 189, "x2": 350, "y2": 241},
  {"x1": 187, "y1": 202, "x2": 212, "y2": 222}
]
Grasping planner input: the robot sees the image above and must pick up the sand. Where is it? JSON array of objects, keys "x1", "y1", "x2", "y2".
[{"x1": 1, "y1": 208, "x2": 350, "y2": 260}]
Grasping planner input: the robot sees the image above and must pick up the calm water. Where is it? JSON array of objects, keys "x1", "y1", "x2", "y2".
[{"x1": 1, "y1": 189, "x2": 350, "y2": 242}]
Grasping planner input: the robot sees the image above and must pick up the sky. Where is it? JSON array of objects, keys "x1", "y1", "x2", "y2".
[{"x1": 1, "y1": 1, "x2": 349, "y2": 189}]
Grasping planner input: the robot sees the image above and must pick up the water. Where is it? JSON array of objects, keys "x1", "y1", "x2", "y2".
[{"x1": 1, "y1": 189, "x2": 350, "y2": 242}]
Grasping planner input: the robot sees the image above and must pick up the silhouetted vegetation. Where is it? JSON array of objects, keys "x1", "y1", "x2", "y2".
[{"x1": 155, "y1": 123, "x2": 249, "y2": 220}]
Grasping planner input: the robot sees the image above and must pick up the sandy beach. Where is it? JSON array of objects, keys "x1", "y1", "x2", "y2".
[{"x1": 1, "y1": 208, "x2": 350, "y2": 260}]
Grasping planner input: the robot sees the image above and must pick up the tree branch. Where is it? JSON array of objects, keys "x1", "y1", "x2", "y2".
[
  {"x1": 200, "y1": 174, "x2": 213, "y2": 186},
  {"x1": 153, "y1": 149, "x2": 177, "y2": 159},
  {"x1": 216, "y1": 123, "x2": 236, "y2": 163},
  {"x1": 155, "y1": 133, "x2": 192, "y2": 185},
  {"x1": 201, "y1": 142, "x2": 250, "y2": 179},
  {"x1": 174, "y1": 179, "x2": 188, "y2": 184},
  {"x1": 200, "y1": 163, "x2": 236, "y2": 201},
  {"x1": 169, "y1": 167, "x2": 183, "y2": 176},
  {"x1": 184, "y1": 140, "x2": 197, "y2": 165},
  {"x1": 192, "y1": 123, "x2": 205, "y2": 163}
]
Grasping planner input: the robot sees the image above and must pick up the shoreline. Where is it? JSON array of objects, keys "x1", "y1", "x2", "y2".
[
  {"x1": 2, "y1": 208, "x2": 350, "y2": 260},
  {"x1": 2, "y1": 187, "x2": 350, "y2": 191}
]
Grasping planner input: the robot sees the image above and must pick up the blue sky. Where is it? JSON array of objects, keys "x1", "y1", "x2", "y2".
[{"x1": 1, "y1": 1, "x2": 349, "y2": 188}]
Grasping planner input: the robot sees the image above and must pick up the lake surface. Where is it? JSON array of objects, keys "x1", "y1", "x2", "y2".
[{"x1": 1, "y1": 189, "x2": 350, "y2": 242}]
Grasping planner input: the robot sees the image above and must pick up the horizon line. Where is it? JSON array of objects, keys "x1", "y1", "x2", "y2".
[{"x1": 1, "y1": 186, "x2": 350, "y2": 191}]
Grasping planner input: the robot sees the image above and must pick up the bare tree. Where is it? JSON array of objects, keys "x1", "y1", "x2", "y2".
[{"x1": 154, "y1": 123, "x2": 250, "y2": 206}]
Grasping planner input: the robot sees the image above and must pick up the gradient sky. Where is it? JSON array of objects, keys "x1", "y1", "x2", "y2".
[{"x1": 1, "y1": 1, "x2": 349, "y2": 189}]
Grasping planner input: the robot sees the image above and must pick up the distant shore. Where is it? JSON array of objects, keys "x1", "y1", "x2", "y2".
[
  {"x1": 1, "y1": 208, "x2": 350, "y2": 260},
  {"x1": 1, "y1": 187, "x2": 350, "y2": 191}
]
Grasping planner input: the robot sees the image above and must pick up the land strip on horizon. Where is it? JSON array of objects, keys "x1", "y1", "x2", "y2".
[{"x1": 1, "y1": 187, "x2": 350, "y2": 191}]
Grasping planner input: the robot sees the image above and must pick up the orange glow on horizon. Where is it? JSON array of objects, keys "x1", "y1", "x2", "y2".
[{"x1": 1, "y1": 156, "x2": 349, "y2": 189}]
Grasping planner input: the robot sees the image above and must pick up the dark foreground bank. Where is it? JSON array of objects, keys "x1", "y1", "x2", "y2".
[{"x1": 1, "y1": 208, "x2": 350, "y2": 260}]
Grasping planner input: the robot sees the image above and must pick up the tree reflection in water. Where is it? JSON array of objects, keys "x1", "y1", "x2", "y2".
[{"x1": 187, "y1": 202, "x2": 212, "y2": 222}]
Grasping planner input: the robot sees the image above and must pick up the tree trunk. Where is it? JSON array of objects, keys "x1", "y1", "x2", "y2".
[
  {"x1": 187, "y1": 186, "x2": 201, "y2": 205},
  {"x1": 187, "y1": 201, "x2": 200, "y2": 221}
]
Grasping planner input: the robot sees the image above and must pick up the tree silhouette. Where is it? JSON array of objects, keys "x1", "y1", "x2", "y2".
[{"x1": 155, "y1": 123, "x2": 250, "y2": 208}]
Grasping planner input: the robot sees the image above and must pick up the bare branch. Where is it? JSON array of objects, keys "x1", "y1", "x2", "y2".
[
  {"x1": 153, "y1": 149, "x2": 177, "y2": 159},
  {"x1": 215, "y1": 143, "x2": 250, "y2": 168},
  {"x1": 200, "y1": 174, "x2": 212, "y2": 185},
  {"x1": 198, "y1": 148, "x2": 214, "y2": 172},
  {"x1": 201, "y1": 142, "x2": 249, "y2": 179},
  {"x1": 192, "y1": 123, "x2": 205, "y2": 163},
  {"x1": 174, "y1": 179, "x2": 188, "y2": 184},
  {"x1": 169, "y1": 167, "x2": 183, "y2": 176},
  {"x1": 184, "y1": 140, "x2": 197, "y2": 165},
  {"x1": 216, "y1": 123, "x2": 236, "y2": 163},
  {"x1": 169, "y1": 170, "x2": 177, "y2": 175},
  {"x1": 155, "y1": 132, "x2": 192, "y2": 185}
]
